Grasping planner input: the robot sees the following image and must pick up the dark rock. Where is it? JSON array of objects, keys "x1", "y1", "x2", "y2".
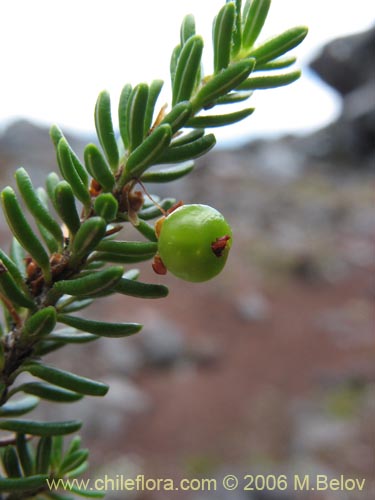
[
  {"x1": 306, "y1": 83, "x2": 375, "y2": 166},
  {"x1": 307, "y1": 27, "x2": 375, "y2": 166},
  {"x1": 310, "y1": 28, "x2": 375, "y2": 96}
]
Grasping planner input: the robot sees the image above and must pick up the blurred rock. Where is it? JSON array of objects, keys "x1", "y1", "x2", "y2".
[
  {"x1": 187, "y1": 336, "x2": 222, "y2": 368},
  {"x1": 238, "y1": 138, "x2": 305, "y2": 180},
  {"x1": 316, "y1": 300, "x2": 375, "y2": 349},
  {"x1": 33, "y1": 376, "x2": 150, "y2": 439},
  {"x1": 138, "y1": 312, "x2": 187, "y2": 368},
  {"x1": 308, "y1": 27, "x2": 375, "y2": 166},
  {"x1": 0, "y1": 119, "x2": 90, "y2": 186},
  {"x1": 235, "y1": 292, "x2": 270, "y2": 322},
  {"x1": 292, "y1": 411, "x2": 355, "y2": 455},
  {"x1": 310, "y1": 28, "x2": 375, "y2": 96},
  {"x1": 289, "y1": 382, "x2": 375, "y2": 480},
  {"x1": 100, "y1": 337, "x2": 144, "y2": 376}
]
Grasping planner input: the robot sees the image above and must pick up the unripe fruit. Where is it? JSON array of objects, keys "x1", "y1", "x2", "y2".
[{"x1": 157, "y1": 204, "x2": 232, "y2": 282}]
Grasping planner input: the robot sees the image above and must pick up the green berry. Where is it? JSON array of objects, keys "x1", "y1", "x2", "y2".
[{"x1": 157, "y1": 204, "x2": 232, "y2": 282}]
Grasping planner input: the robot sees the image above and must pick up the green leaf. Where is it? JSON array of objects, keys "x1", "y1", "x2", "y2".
[
  {"x1": 141, "y1": 161, "x2": 195, "y2": 183},
  {"x1": 231, "y1": 0, "x2": 243, "y2": 57},
  {"x1": 144, "y1": 80, "x2": 164, "y2": 134},
  {"x1": 2, "y1": 446, "x2": 22, "y2": 478},
  {"x1": 237, "y1": 70, "x2": 301, "y2": 89},
  {"x1": 242, "y1": 0, "x2": 251, "y2": 24},
  {"x1": 192, "y1": 58, "x2": 255, "y2": 110},
  {"x1": 33, "y1": 340, "x2": 65, "y2": 357},
  {"x1": 36, "y1": 436, "x2": 52, "y2": 474},
  {"x1": 50, "y1": 124, "x2": 65, "y2": 174},
  {"x1": 20, "y1": 382, "x2": 83, "y2": 402},
  {"x1": 0, "y1": 396, "x2": 39, "y2": 417},
  {"x1": 0, "y1": 261, "x2": 35, "y2": 308},
  {"x1": 90, "y1": 252, "x2": 154, "y2": 264},
  {"x1": 23, "y1": 306, "x2": 57, "y2": 339},
  {"x1": 24, "y1": 363, "x2": 109, "y2": 397},
  {"x1": 1, "y1": 186, "x2": 51, "y2": 283},
  {"x1": 96, "y1": 240, "x2": 157, "y2": 255},
  {"x1": 57, "y1": 139, "x2": 91, "y2": 210},
  {"x1": 126, "y1": 83, "x2": 149, "y2": 152},
  {"x1": 83, "y1": 260, "x2": 105, "y2": 270},
  {"x1": 94, "y1": 193, "x2": 118, "y2": 222},
  {"x1": 57, "y1": 314, "x2": 142, "y2": 337},
  {"x1": 67, "y1": 436, "x2": 81, "y2": 455},
  {"x1": 113, "y1": 278, "x2": 169, "y2": 299},
  {"x1": 138, "y1": 198, "x2": 175, "y2": 220},
  {"x1": 242, "y1": 0, "x2": 271, "y2": 49},
  {"x1": 52, "y1": 267, "x2": 123, "y2": 297},
  {"x1": 59, "y1": 449, "x2": 89, "y2": 476},
  {"x1": 50, "y1": 124, "x2": 64, "y2": 151},
  {"x1": 46, "y1": 172, "x2": 61, "y2": 212},
  {"x1": 170, "y1": 128, "x2": 205, "y2": 147},
  {"x1": 0, "y1": 419, "x2": 82, "y2": 436},
  {"x1": 160, "y1": 101, "x2": 193, "y2": 133},
  {"x1": 51, "y1": 435, "x2": 64, "y2": 469},
  {"x1": 215, "y1": 90, "x2": 253, "y2": 105},
  {"x1": 248, "y1": 26, "x2": 308, "y2": 65},
  {"x1": 180, "y1": 14, "x2": 196, "y2": 46},
  {"x1": 170, "y1": 44, "x2": 181, "y2": 85},
  {"x1": 50, "y1": 127, "x2": 89, "y2": 187},
  {"x1": 36, "y1": 223, "x2": 58, "y2": 254},
  {"x1": 94, "y1": 90, "x2": 119, "y2": 171},
  {"x1": 118, "y1": 83, "x2": 132, "y2": 150},
  {"x1": 134, "y1": 219, "x2": 158, "y2": 242},
  {"x1": 84, "y1": 144, "x2": 115, "y2": 192},
  {"x1": 69, "y1": 217, "x2": 106, "y2": 268},
  {"x1": 187, "y1": 107, "x2": 254, "y2": 127},
  {"x1": 66, "y1": 461, "x2": 89, "y2": 479},
  {"x1": 16, "y1": 433, "x2": 34, "y2": 476},
  {"x1": 120, "y1": 124, "x2": 172, "y2": 184},
  {"x1": 66, "y1": 142, "x2": 90, "y2": 188},
  {"x1": 37, "y1": 187, "x2": 60, "y2": 253},
  {"x1": 156, "y1": 133, "x2": 216, "y2": 163},
  {"x1": 57, "y1": 298, "x2": 94, "y2": 313},
  {"x1": 54, "y1": 181, "x2": 81, "y2": 236},
  {"x1": 213, "y1": 2, "x2": 235, "y2": 73},
  {"x1": 172, "y1": 35, "x2": 203, "y2": 105},
  {"x1": 10, "y1": 238, "x2": 26, "y2": 279},
  {"x1": 15, "y1": 167, "x2": 64, "y2": 245},
  {"x1": 48, "y1": 331, "x2": 99, "y2": 344},
  {"x1": 255, "y1": 55, "x2": 296, "y2": 70},
  {"x1": 0, "y1": 475, "x2": 49, "y2": 493}
]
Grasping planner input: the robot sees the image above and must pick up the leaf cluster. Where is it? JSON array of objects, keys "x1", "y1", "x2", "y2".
[{"x1": 0, "y1": 1, "x2": 307, "y2": 497}]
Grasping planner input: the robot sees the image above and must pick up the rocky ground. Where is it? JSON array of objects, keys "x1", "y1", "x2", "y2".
[
  {"x1": 81, "y1": 161, "x2": 374, "y2": 500},
  {"x1": 0, "y1": 26, "x2": 374, "y2": 500}
]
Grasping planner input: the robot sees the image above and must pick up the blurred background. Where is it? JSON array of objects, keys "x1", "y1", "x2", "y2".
[{"x1": 0, "y1": 1, "x2": 374, "y2": 499}]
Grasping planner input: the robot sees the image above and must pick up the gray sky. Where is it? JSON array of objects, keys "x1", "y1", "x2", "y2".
[{"x1": 0, "y1": 0, "x2": 373, "y2": 145}]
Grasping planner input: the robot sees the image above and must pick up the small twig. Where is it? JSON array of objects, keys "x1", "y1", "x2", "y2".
[
  {"x1": 137, "y1": 180, "x2": 168, "y2": 217},
  {"x1": 0, "y1": 293, "x2": 22, "y2": 328},
  {"x1": 105, "y1": 225, "x2": 123, "y2": 237},
  {"x1": 149, "y1": 103, "x2": 168, "y2": 134}
]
